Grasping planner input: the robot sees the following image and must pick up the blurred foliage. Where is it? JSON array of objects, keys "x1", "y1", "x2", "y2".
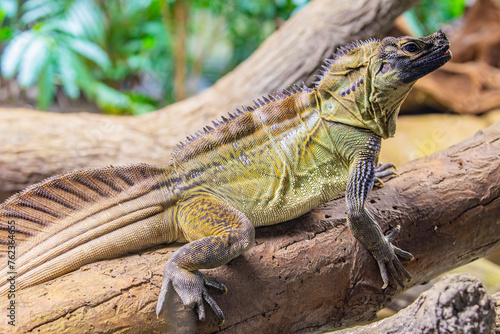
[
  {"x1": 0, "y1": 0, "x2": 306, "y2": 114},
  {"x1": 0, "y1": 0, "x2": 467, "y2": 114},
  {"x1": 404, "y1": 0, "x2": 466, "y2": 37}
]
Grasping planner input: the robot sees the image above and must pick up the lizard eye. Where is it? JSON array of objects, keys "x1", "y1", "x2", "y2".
[{"x1": 404, "y1": 43, "x2": 420, "y2": 53}]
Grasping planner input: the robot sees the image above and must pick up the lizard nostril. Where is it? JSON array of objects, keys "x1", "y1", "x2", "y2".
[{"x1": 435, "y1": 39, "x2": 447, "y2": 47}]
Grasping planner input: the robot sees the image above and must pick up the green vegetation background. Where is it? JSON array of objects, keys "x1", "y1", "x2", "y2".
[{"x1": 0, "y1": 0, "x2": 464, "y2": 115}]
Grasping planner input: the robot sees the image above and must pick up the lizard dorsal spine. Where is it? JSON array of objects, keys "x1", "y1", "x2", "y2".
[{"x1": 170, "y1": 84, "x2": 316, "y2": 166}]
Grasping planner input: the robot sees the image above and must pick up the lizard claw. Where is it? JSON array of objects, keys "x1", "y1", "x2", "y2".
[
  {"x1": 375, "y1": 225, "x2": 413, "y2": 289},
  {"x1": 156, "y1": 264, "x2": 226, "y2": 325},
  {"x1": 374, "y1": 163, "x2": 399, "y2": 187}
]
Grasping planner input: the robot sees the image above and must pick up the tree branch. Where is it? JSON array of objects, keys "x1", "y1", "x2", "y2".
[
  {"x1": 336, "y1": 273, "x2": 497, "y2": 334},
  {"x1": 0, "y1": 0, "x2": 418, "y2": 200},
  {"x1": 3, "y1": 122, "x2": 499, "y2": 333}
]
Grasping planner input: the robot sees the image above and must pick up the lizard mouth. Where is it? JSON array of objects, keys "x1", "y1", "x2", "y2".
[
  {"x1": 422, "y1": 44, "x2": 452, "y2": 68},
  {"x1": 435, "y1": 47, "x2": 452, "y2": 61}
]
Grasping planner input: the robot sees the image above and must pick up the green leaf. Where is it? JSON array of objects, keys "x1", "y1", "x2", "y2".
[
  {"x1": 65, "y1": 36, "x2": 111, "y2": 70},
  {"x1": 56, "y1": 46, "x2": 79, "y2": 99},
  {"x1": 70, "y1": 54, "x2": 94, "y2": 95},
  {"x1": 21, "y1": 0, "x2": 62, "y2": 25},
  {"x1": 1, "y1": 30, "x2": 36, "y2": 79},
  {"x1": 65, "y1": 0, "x2": 106, "y2": 43},
  {"x1": 0, "y1": 0, "x2": 18, "y2": 19},
  {"x1": 0, "y1": 27, "x2": 14, "y2": 43},
  {"x1": 17, "y1": 35, "x2": 50, "y2": 87},
  {"x1": 130, "y1": 101, "x2": 156, "y2": 115},
  {"x1": 37, "y1": 58, "x2": 55, "y2": 110},
  {"x1": 402, "y1": 11, "x2": 426, "y2": 37},
  {"x1": 92, "y1": 82, "x2": 131, "y2": 113}
]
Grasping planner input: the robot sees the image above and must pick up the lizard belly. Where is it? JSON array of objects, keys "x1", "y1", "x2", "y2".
[
  {"x1": 209, "y1": 160, "x2": 349, "y2": 227},
  {"x1": 248, "y1": 174, "x2": 347, "y2": 226}
]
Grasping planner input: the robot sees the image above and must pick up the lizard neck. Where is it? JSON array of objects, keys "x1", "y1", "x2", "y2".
[{"x1": 317, "y1": 64, "x2": 373, "y2": 133}]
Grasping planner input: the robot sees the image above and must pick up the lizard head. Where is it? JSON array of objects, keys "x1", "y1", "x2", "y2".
[
  {"x1": 317, "y1": 30, "x2": 451, "y2": 138},
  {"x1": 376, "y1": 29, "x2": 451, "y2": 84}
]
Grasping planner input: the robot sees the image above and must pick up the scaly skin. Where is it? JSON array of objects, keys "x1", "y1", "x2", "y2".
[{"x1": 0, "y1": 30, "x2": 451, "y2": 325}]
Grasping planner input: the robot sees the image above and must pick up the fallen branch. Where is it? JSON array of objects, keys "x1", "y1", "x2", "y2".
[
  {"x1": 335, "y1": 273, "x2": 497, "y2": 334},
  {"x1": 0, "y1": 0, "x2": 418, "y2": 200},
  {"x1": 2, "y1": 122, "x2": 498, "y2": 333}
]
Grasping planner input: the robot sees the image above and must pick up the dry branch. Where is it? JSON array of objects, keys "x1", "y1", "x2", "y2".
[
  {"x1": 0, "y1": 0, "x2": 418, "y2": 200},
  {"x1": 1, "y1": 122, "x2": 498, "y2": 333},
  {"x1": 336, "y1": 273, "x2": 497, "y2": 334},
  {"x1": 494, "y1": 293, "x2": 500, "y2": 333}
]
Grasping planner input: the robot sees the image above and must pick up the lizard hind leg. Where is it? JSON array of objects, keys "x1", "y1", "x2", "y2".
[{"x1": 156, "y1": 195, "x2": 255, "y2": 325}]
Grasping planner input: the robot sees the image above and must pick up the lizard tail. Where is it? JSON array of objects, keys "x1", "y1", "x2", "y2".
[{"x1": 0, "y1": 163, "x2": 178, "y2": 295}]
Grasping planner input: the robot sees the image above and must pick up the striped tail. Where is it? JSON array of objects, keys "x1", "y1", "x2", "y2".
[{"x1": 0, "y1": 163, "x2": 179, "y2": 295}]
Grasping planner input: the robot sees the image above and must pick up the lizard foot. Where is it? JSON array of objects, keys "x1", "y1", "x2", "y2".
[
  {"x1": 373, "y1": 225, "x2": 414, "y2": 289},
  {"x1": 156, "y1": 265, "x2": 227, "y2": 325},
  {"x1": 374, "y1": 162, "x2": 399, "y2": 187}
]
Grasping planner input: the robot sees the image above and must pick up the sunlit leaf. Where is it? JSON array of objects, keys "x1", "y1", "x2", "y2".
[
  {"x1": 92, "y1": 82, "x2": 131, "y2": 113},
  {"x1": 2, "y1": 0, "x2": 306, "y2": 114},
  {"x1": 402, "y1": 11, "x2": 426, "y2": 37},
  {"x1": 0, "y1": 0, "x2": 18, "y2": 19},
  {"x1": 65, "y1": 36, "x2": 111, "y2": 69},
  {"x1": 63, "y1": 0, "x2": 106, "y2": 43},
  {"x1": 17, "y1": 35, "x2": 50, "y2": 87},
  {"x1": 78, "y1": 0, "x2": 106, "y2": 43},
  {"x1": 21, "y1": 0, "x2": 62, "y2": 25},
  {"x1": 37, "y1": 58, "x2": 56, "y2": 110},
  {"x1": 130, "y1": 101, "x2": 156, "y2": 115},
  {"x1": 70, "y1": 54, "x2": 94, "y2": 95},
  {"x1": 56, "y1": 46, "x2": 79, "y2": 99},
  {"x1": 1, "y1": 30, "x2": 36, "y2": 78},
  {"x1": 22, "y1": 0, "x2": 60, "y2": 12}
]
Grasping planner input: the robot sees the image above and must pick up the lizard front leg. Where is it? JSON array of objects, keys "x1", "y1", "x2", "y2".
[
  {"x1": 346, "y1": 137, "x2": 413, "y2": 289},
  {"x1": 156, "y1": 195, "x2": 255, "y2": 324}
]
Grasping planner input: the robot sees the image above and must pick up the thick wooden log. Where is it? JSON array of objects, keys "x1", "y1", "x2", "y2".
[
  {"x1": 336, "y1": 273, "x2": 497, "y2": 334},
  {"x1": 1, "y1": 122, "x2": 498, "y2": 333},
  {"x1": 0, "y1": 0, "x2": 418, "y2": 200}
]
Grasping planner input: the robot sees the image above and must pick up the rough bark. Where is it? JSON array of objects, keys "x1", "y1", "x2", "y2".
[
  {"x1": 336, "y1": 273, "x2": 497, "y2": 334},
  {"x1": 1, "y1": 122, "x2": 498, "y2": 333},
  {"x1": 0, "y1": 0, "x2": 418, "y2": 201},
  {"x1": 493, "y1": 293, "x2": 500, "y2": 334}
]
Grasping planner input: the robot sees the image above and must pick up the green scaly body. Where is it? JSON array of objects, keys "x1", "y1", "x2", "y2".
[
  {"x1": 0, "y1": 30, "x2": 451, "y2": 325},
  {"x1": 173, "y1": 93, "x2": 370, "y2": 228}
]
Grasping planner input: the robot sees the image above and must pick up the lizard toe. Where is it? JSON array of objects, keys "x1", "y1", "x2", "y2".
[
  {"x1": 387, "y1": 258, "x2": 404, "y2": 288},
  {"x1": 393, "y1": 255, "x2": 412, "y2": 280},
  {"x1": 394, "y1": 245, "x2": 414, "y2": 261},
  {"x1": 374, "y1": 231, "x2": 412, "y2": 289},
  {"x1": 377, "y1": 259, "x2": 390, "y2": 289},
  {"x1": 203, "y1": 290, "x2": 225, "y2": 325},
  {"x1": 194, "y1": 298, "x2": 206, "y2": 321},
  {"x1": 156, "y1": 276, "x2": 173, "y2": 317},
  {"x1": 202, "y1": 273, "x2": 227, "y2": 294},
  {"x1": 374, "y1": 162, "x2": 399, "y2": 185},
  {"x1": 159, "y1": 263, "x2": 226, "y2": 323}
]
